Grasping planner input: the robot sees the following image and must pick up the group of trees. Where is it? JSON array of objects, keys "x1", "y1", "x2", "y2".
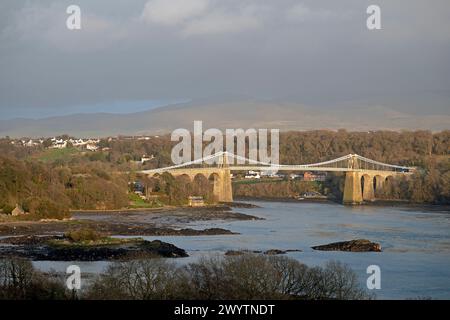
[
  {"x1": 0, "y1": 258, "x2": 68, "y2": 300},
  {"x1": 0, "y1": 255, "x2": 371, "y2": 300},
  {"x1": 377, "y1": 161, "x2": 449, "y2": 204},
  {"x1": 86, "y1": 255, "x2": 371, "y2": 300},
  {"x1": 278, "y1": 130, "x2": 448, "y2": 166},
  {"x1": 89, "y1": 255, "x2": 370, "y2": 300},
  {"x1": 0, "y1": 156, "x2": 129, "y2": 218}
]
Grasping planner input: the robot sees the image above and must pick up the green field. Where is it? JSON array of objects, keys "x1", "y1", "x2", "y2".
[
  {"x1": 32, "y1": 147, "x2": 80, "y2": 163},
  {"x1": 128, "y1": 193, "x2": 163, "y2": 208}
]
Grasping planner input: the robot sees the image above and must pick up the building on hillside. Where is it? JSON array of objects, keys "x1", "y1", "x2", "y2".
[
  {"x1": 70, "y1": 139, "x2": 86, "y2": 147},
  {"x1": 24, "y1": 139, "x2": 39, "y2": 147},
  {"x1": 245, "y1": 170, "x2": 261, "y2": 179},
  {"x1": 303, "y1": 171, "x2": 327, "y2": 182},
  {"x1": 50, "y1": 139, "x2": 67, "y2": 149},
  {"x1": 260, "y1": 170, "x2": 281, "y2": 178},
  {"x1": 141, "y1": 154, "x2": 154, "y2": 164},
  {"x1": 86, "y1": 143, "x2": 98, "y2": 151},
  {"x1": 299, "y1": 191, "x2": 327, "y2": 199},
  {"x1": 11, "y1": 204, "x2": 27, "y2": 216}
]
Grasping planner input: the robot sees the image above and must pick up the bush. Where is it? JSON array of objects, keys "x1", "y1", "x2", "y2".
[
  {"x1": 1, "y1": 204, "x2": 14, "y2": 214},
  {"x1": 22, "y1": 196, "x2": 70, "y2": 220},
  {"x1": 65, "y1": 228, "x2": 103, "y2": 242}
]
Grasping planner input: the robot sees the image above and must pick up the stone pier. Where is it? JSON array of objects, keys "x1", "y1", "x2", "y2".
[
  {"x1": 343, "y1": 171, "x2": 363, "y2": 205},
  {"x1": 343, "y1": 171, "x2": 395, "y2": 205}
]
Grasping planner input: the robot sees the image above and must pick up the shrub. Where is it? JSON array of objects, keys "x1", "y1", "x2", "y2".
[
  {"x1": 65, "y1": 228, "x2": 103, "y2": 242},
  {"x1": 1, "y1": 204, "x2": 14, "y2": 214},
  {"x1": 22, "y1": 196, "x2": 71, "y2": 220}
]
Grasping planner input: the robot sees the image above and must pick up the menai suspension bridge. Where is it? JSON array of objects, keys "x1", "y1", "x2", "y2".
[{"x1": 140, "y1": 152, "x2": 415, "y2": 204}]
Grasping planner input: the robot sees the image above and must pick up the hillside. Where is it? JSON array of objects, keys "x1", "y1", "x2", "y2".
[{"x1": 1, "y1": 99, "x2": 449, "y2": 137}]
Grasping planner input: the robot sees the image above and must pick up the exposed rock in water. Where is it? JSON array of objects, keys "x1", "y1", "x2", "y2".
[
  {"x1": 264, "y1": 249, "x2": 302, "y2": 255},
  {"x1": 311, "y1": 239, "x2": 382, "y2": 252},
  {"x1": 264, "y1": 249, "x2": 287, "y2": 255},
  {"x1": 225, "y1": 249, "x2": 302, "y2": 256},
  {"x1": 222, "y1": 202, "x2": 261, "y2": 209},
  {"x1": 0, "y1": 235, "x2": 188, "y2": 261},
  {"x1": 225, "y1": 250, "x2": 261, "y2": 256},
  {"x1": 176, "y1": 228, "x2": 238, "y2": 235}
]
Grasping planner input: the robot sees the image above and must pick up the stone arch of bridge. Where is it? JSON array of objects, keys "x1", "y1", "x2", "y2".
[
  {"x1": 361, "y1": 173, "x2": 375, "y2": 202},
  {"x1": 208, "y1": 172, "x2": 221, "y2": 202},
  {"x1": 373, "y1": 175, "x2": 384, "y2": 196}
]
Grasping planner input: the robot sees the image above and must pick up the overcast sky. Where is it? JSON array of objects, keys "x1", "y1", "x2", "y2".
[{"x1": 0, "y1": 0, "x2": 449, "y2": 119}]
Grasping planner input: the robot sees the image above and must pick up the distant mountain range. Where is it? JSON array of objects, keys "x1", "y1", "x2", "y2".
[{"x1": 1, "y1": 99, "x2": 449, "y2": 137}]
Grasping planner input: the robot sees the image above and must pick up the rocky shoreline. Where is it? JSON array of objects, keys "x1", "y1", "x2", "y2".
[
  {"x1": 0, "y1": 203, "x2": 261, "y2": 261},
  {"x1": 0, "y1": 222, "x2": 238, "y2": 237},
  {"x1": 0, "y1": 203, "x2": 260, "y2": 237}
]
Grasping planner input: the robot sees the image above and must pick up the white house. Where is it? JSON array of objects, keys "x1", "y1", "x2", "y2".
[
  {"x1": 141, "y1": 154, "x2": 154, "y2": 164},
  {"x1": 245, "y1": 171, "x2": 261, "y2": 179},
  {"x1": 86, "y1": 143, "x2": 98, "y2": 151},
  {"x1": 24, "y1": 139, "x2": 39, "y2": 147},
  {"x1": 50, "y1": 139, "x2": 67, "y2": 149}
]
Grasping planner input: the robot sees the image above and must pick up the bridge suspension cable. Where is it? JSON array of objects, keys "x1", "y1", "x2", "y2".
[
  {"x1": 141, "y1": 151, "x2": 415, "y2": 173},
  {"x1": 352, "y1": 154, "x2": 413, "y2": 170}
]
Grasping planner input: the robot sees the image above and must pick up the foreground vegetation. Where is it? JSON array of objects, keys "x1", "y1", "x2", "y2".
[{"x1": 0, "y1": 255, "x2": 372, "y2": 300}]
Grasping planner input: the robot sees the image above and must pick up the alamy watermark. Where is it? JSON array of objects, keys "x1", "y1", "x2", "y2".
[
  {"x1": 66, "y1": 265, "x2": 81, "y2": 290},
  {"x1": 366, "y1": 265, "x2": 381, "y2": 290},
  {"x1": 66, "y1": 5, "x2": 81, "y2": 30},
  {"x1": 171, "y1": 121, "x2": 279, "y2": 167},
  {"x1": 66, "y1": 4, "x2": 381, "y2": 32},
  {"x1": 367, "y1": 5, "x2": 382, "y2": 30}
]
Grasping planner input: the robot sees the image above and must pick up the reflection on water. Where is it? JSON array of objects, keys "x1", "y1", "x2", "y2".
[{"x1": 34, "y1": 201, "x2": 450, "y2": 299}]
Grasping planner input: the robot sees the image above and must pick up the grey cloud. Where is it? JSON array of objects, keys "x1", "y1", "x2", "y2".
[{"x1": 0, "y1": 0, "x2": 449, "y2": 119}]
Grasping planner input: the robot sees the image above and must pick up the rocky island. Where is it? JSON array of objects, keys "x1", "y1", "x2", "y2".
[
  {"x1": 0, "y1": 230, "x2": 188, "y2": 261},
  {"x1": 311, "y1": 239, "x2": 382, "y2": 252}
]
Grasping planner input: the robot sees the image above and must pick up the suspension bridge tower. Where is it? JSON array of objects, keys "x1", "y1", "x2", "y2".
[
  {"x1": 343, "y1": 155, "x2": 364, "y2": 205},
  {"x1": 215, "y1": 152, "x2": 233, "y2": 202}
]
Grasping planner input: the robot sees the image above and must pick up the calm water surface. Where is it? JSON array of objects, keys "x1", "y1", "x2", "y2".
[{"x1": 34, "y1": 201, "x2": 450, "y2": 299}]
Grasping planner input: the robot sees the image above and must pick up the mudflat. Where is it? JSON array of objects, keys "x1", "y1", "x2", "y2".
[{"x1": 0, "y1": 204, "x2": 261, "y2": 237}]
